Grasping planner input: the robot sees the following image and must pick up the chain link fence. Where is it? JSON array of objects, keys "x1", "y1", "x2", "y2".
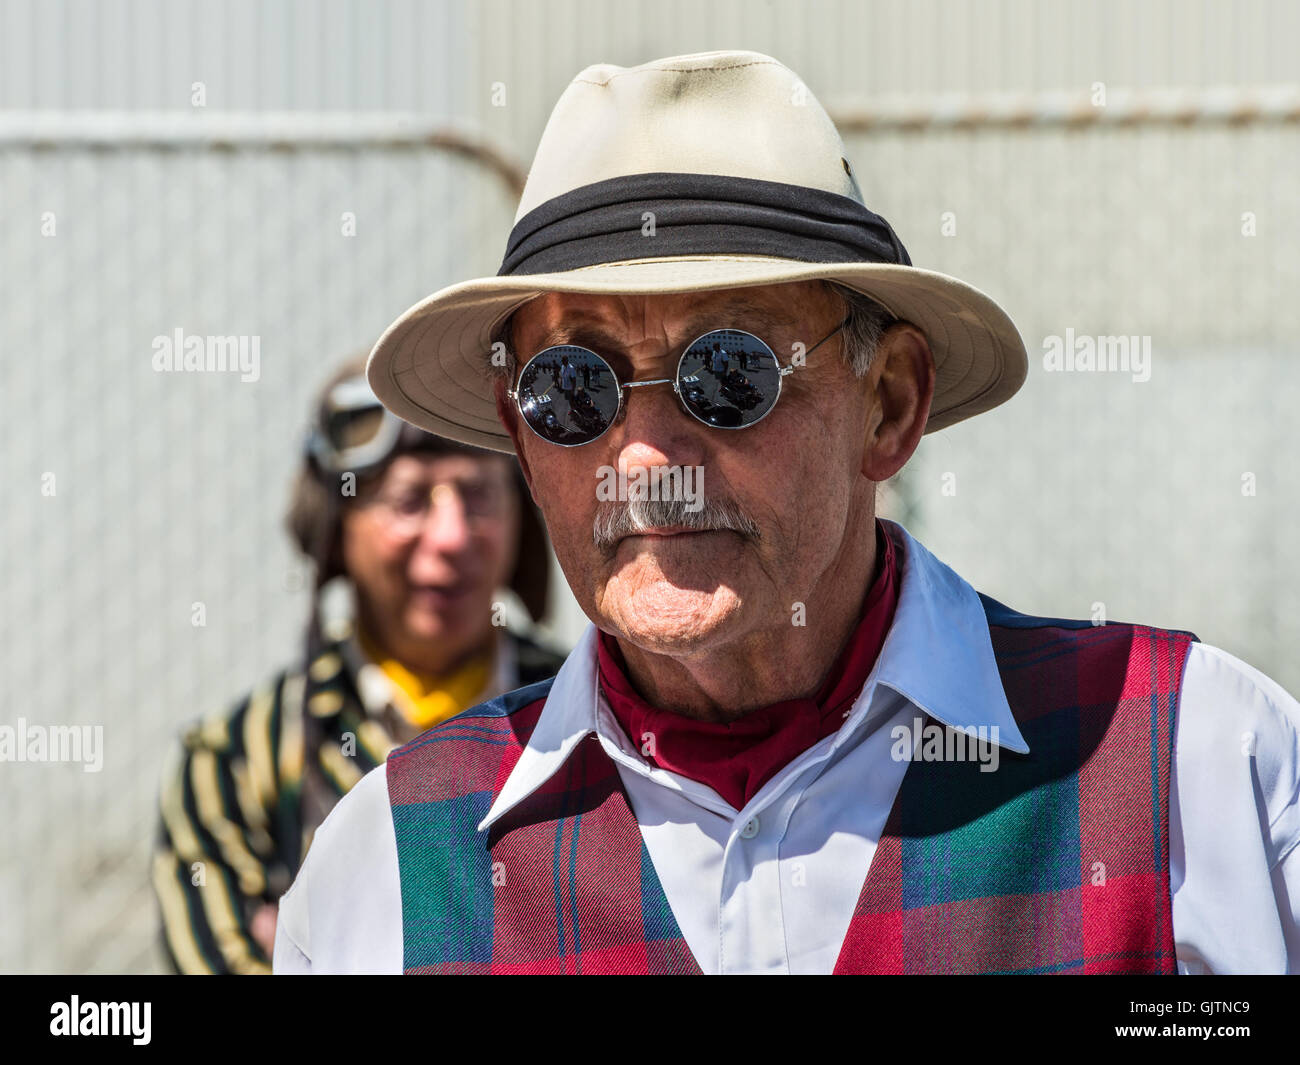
[
  {"x1": 857, "y1": 103, "x2": 1300, "y2": 689},
  {"x1": 2, "y1": 94, "x2": 1297, "y2": 972}
]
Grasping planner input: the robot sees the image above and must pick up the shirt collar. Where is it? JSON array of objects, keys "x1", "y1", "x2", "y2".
[
  {"x1": 476, "y1": 624, "x2": 603, "y2": 831},
  {"x1": 870, "y1": 521, "x2": 1029, "y2": 755},
  {"x1": 477, "y1": 519, "x2": 1028, "y2": 832}
]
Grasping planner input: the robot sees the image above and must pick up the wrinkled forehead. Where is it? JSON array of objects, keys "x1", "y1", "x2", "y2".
[{"x1": 509, "y1": 281, "x2": 835, "y2": 350}]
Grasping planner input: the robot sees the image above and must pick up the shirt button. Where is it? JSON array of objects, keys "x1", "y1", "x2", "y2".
[{"x1": 739, "y1": 817, "x2": 760, "y2": 839}]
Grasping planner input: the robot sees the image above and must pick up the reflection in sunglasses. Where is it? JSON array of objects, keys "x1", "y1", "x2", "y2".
[{"x1": 509, "y1": 328, "x2": 799, "y2": 446}]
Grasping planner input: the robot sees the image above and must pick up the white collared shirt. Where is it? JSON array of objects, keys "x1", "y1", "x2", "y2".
[{"x1": 275, "y1": 521, "x2": 1300, "y2": 974}]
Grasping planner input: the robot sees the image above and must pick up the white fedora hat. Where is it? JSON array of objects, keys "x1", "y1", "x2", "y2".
[{"x1": 367, "y1": 49, "x2": 1027, "y2": 452}]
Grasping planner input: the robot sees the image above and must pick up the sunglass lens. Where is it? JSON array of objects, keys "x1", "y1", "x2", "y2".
[
  {"x1": 677, "y1": 330, "x2": 780, "y2": 428},
  {"x1": 516, "y1": 346, "x2": 620, "y2": 444}
]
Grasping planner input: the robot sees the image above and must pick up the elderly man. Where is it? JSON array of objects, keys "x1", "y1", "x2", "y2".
[{"x1": 274, "y1": 51, "x2": 1300, "y2": 974}]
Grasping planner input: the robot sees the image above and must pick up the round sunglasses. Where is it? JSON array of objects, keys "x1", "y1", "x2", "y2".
[{"x1": 506, "y1": 317, "x2": 852, "y2": 446}]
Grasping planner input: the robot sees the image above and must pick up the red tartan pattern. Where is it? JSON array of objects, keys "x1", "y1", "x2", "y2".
[
  {"x1": 389, "y1": 602, "x2": 1197, "y2": 974},
  {"x1": 834, "y1": 601, "x2": 1196, "y2": 973}
]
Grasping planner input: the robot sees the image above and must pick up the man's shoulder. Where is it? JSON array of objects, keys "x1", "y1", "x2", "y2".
[
  {"x1": 1175, "y1": 641, "x2": 1300, "y2": 877},
  {"x1": 976, "y1": 590, "x2": 1199, "y2": 643},
  {"x1": 972, "y1": 592, "x2": 1203, "y2": 723},
  {"x1": 977, "y1": 591, "x2": 1300, "y2": 804},
  {"x1": 1184, "y1": 640, "x2": 1300, "y2": 717},
  {"x1": 375, "y1": 679, "x2": 559, "y2": 849},
  {"x1": 1179, "y1": 642, "x2": 1300, "y2": 774}
]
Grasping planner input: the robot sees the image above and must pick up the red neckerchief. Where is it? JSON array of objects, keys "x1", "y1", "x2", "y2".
[{"x1": 597, "y1": 519, "x2": 900, "y2": 810}]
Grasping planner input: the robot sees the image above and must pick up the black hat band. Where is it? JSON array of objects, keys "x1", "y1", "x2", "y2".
[{"x1": 498, "y1": 172, "x2": 912, "y2": 276}]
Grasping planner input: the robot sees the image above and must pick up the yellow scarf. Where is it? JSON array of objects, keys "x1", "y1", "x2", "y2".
[{"x1": 359, "y1": 629, "x2": 494, "y2": 730}]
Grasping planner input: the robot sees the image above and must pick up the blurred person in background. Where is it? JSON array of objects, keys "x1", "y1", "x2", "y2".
[{"x1": 152, "y1": 354, "x2": 566, "y2": 974}]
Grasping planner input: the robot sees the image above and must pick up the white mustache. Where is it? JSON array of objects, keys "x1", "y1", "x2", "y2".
[{"x1": 593, "y1": 497, "x2": 760, "y2": 551}]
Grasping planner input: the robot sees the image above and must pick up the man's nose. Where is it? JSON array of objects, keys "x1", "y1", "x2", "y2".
[{"x1": 607, "y1": 380, "x2": 708, "y2": 479}]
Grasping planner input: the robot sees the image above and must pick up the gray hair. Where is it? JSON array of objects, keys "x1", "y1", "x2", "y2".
[
  {"x1": 487, "y1": 280, "x2": 898, "y2": 381},
  {"x1": 823, "y1": 281, "x2": 898, "y2": 378}
]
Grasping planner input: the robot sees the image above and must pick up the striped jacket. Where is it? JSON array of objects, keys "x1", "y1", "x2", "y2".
[{"x1": 153, "y1": 626, "x2": 565, "y2": 974}]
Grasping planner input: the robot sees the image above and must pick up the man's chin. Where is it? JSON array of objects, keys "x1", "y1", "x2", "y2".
[
  {"x1": 601, "y1": 588, "x2": 746, "y2": 656},
  {"x1": 611, "y1": 528, "x2": 734, "y2": 565}
]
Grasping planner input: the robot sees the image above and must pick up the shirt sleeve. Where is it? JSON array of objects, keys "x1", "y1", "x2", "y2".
[
  {"x1": 1170, "y1": 640, "x2": 1300, "y2": 974},
  {"x1": 272, "y1": 879, "x2": 314, "y2": 974},
  {"x1": 272, "y1": 761, "x2": 404, "y2": 974}
]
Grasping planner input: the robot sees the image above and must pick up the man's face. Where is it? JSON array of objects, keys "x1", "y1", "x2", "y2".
[
  {"x1": 340, "y1": 452, "x2": 520, "y2": 665},
  {"x1": 499, "y1": 281, "x2": 882, "y2": 657}
]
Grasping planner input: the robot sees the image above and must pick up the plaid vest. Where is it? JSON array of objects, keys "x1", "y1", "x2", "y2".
[{"x1": 387, "y1": 596, "x2": 1197, "y2": 974}]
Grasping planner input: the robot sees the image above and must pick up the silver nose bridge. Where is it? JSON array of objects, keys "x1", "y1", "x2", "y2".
[
  {"x1": 614, "y1": 374, "x2": 681, "y2": 426},
  {"x1": 619, "y1": 376, "x2": 679, "y2": 392},
  {"x1": 616, "y1": 367, "x2": 796, "y2": 395},
  {"x1": 615, "y1": 364, "x2": 794, "y2": 424}
]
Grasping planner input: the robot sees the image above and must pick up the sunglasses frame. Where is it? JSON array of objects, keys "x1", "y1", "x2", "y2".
[{"x1": 506, "y1": 317, "x2": 852, "y2": 447}]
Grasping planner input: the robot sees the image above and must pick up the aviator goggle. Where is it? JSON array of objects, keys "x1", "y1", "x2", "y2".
[{"x1": 506, "y1": 318, "x2": 853, "y2": 447}]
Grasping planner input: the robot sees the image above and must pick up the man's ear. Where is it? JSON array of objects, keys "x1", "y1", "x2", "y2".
[
  {"x1": 494, "y1": 377, "x2": 540, "y2": 505},
  {"x1": 860, "y1": 323, "x2": 935, "y2": 483}
]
